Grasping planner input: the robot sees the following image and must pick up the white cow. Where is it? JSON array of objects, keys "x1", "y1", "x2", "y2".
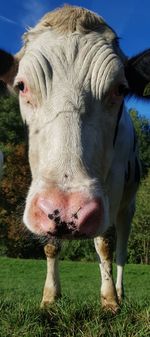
[{"x1": 0, "y1": 5, "x2": 149, "y2": 312}]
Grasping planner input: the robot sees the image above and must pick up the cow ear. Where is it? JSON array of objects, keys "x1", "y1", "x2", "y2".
[
  {"x1": 125, "y1": 49, "x2": 150, "y2": 99},
  {"x1": 0, "y1": 49, "x2": 18, "y2": 85}
]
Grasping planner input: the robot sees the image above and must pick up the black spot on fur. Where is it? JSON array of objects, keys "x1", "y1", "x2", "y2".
[
  {"x1": 113, "y1": 102, "x2": 124, "y2": 147},
  {"x1": 0, "y1": 49, "x2": 14, "y2": 76}
]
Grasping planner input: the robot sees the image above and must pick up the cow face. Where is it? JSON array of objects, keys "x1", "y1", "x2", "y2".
[{"x1": 0, "y1": 6, "x2": 150, "y2": 239}]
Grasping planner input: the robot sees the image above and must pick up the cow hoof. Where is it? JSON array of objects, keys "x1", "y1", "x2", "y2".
[
  {"x1": 40, "y1": 299, "x2": 55, "y2": 309},
  {"x1": 101, "y1": 297, "x2": 120, "y2": 314},
  {"x1": 40, "y1": 295, "x2": 61, "y2": 309},
  {"x1": 40, "y1": 288, "x2": 61, "y2": 309},
  {"x1": 40, "y1": 296, "x2": 61, "y2": 308},
  {"x1": 116, "y1": 288, "x2": 124, "y2": 305},
  {"x1": 40, "y1": 300, "x2": 52, "y2": 309}
]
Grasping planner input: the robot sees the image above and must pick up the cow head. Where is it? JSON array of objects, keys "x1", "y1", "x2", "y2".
[{"x1": 0, "y1": 6, "x2": 150, "y2": 239}]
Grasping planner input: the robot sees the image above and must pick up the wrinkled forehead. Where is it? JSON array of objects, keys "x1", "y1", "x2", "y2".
[
  {"x1": 23, "y1": 26, "x2": 117, "y2": 56},
  {"x1": 16, "y1": 26, "x2": 125, "y2": 105},
  {"x1": 23, "y1": 29, "x2": 115, "y2": 58},
  {"x1": 18, "y1": 29, "x2": 123, "y2": 86}
]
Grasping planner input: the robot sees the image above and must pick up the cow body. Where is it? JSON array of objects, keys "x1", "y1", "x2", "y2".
[{"x1": 0, "y1": 5, "x2": 149, "y2": 312}]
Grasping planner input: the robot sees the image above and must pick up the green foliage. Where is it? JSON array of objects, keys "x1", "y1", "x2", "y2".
[
  {"x1": 0, "y1": 95, "x2": 24, "y2": 149},
  {"x1": 128, "y1": 170, "x2": 150, "y2": 264},
  {"x1": 129, "y1": 109, "x2": 150, "y2": 176},
  {"x1": 60, "y1": 240, "x2": 97, "y2": 261},
  {"x1": 0, "y1": 258, "x2": 149, "y2": 337},
  {"x1": 0, "y1": 96, "x2": 32, "y2": 258}
]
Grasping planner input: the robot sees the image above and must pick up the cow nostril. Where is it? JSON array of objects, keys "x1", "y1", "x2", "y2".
[
  {"x1": 54, "y1": 209, "x2": 59, "y2": 215},
  {"x1": 48, "y1": 213, "x2": 54, "y2": 220},
  {"x1": 48, "y1": 209, "x2": 60, "y2": 222}
]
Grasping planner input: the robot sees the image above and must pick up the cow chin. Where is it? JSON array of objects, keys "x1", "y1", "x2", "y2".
[{"x1": 23, "y1": 188, "x2": 107, "y2": 239}]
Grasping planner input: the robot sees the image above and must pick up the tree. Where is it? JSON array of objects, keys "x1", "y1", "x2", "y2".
[
  {"x1": 0, "y1": 94, "x2": 31, "y2": 256},
  {"x1": 0, "y1": 96, "x2": 25, "y2": 148},
  {"x1": 128, "y1": 170, "x2": 150, "y2": 264},
  {"x1": 129, "y1": 109, "x2": 150, "y2": 176},
  {"x1": 0, "y1": 80, "x2": 8, "y2": 96}
]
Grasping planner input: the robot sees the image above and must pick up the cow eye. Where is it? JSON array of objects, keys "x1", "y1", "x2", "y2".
[
  {"x1": 17, "y1": 81, "x2": 25, "y2": 92},
  {"x1": 110, "y1": 84, "x2": 129, "y2": 102}
]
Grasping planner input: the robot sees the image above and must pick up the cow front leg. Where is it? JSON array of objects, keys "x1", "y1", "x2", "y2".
[
  {"x1": 94, "y1": 229, "x2": 119, "y2": 313},
  {"x1": 41, "y1": 239, "x2": 61, "y2": 308}
]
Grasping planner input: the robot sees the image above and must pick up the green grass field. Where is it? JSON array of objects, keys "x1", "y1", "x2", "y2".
[{"x1": 0, "y1": 257, "x2": 149, "y2": 337}]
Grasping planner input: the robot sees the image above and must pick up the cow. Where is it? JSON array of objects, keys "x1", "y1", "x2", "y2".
[{"x1": 0, "y1": 5, "x2": 150, "y2": 312}]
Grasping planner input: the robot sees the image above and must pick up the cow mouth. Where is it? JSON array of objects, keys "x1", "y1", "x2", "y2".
[
  {"x1": 39, "y1": 220, "x2": 88, "y2": 243},
  {"x1": 47, "y1": 230, "x2": 87, "y2": 240}
]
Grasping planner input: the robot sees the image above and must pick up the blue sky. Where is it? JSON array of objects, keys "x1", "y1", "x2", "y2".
[{"x1": 0, "y1": 0, "x2": 150, "y2": 119}]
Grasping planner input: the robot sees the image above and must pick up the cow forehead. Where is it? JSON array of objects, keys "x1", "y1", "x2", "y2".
[
  {"x1": 24, "y1": 29, "x2": 115, "y2": 59},
  {"x1": 18, "y1": 30, "x2": 124, "y2": 104},
  {"x1": 23, "y1": 5, "x2": 116, "y2": 46}
]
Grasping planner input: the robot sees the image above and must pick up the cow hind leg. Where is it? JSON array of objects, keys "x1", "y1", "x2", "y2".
[
  {"x1": 94, "y1": 227, "x2": 119, "y2": 313},
  {"x1": 40, "y1": 240, "x2": 61, "y2": 308},
  {"x1": 115, "y1": 203, "x2": 135, "y2": 303}
]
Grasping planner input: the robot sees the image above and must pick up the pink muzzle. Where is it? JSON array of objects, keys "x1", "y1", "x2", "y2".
[{"x1": 27, "y1": 189, "x2": 104, "y2": 239}]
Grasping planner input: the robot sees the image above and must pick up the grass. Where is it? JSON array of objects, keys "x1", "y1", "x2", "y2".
[{"x1": 0, "y1": 257, "x2": 149, "y2": 336}]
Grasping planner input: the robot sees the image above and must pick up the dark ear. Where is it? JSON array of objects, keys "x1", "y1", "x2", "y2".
[
  {"x1": 0, "y1": 50, "x2": 14, "y2": 76},
  {"x1": 125, "y1": 49, "x2": 150, "y2": 99},
  {"x1": 0, "y1": 49, "x2": 18, "y2": 85}
]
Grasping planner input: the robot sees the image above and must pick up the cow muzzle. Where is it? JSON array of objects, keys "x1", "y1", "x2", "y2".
[{"x1": 25, "y1": 189, "x2": 104, "y2": 239}]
